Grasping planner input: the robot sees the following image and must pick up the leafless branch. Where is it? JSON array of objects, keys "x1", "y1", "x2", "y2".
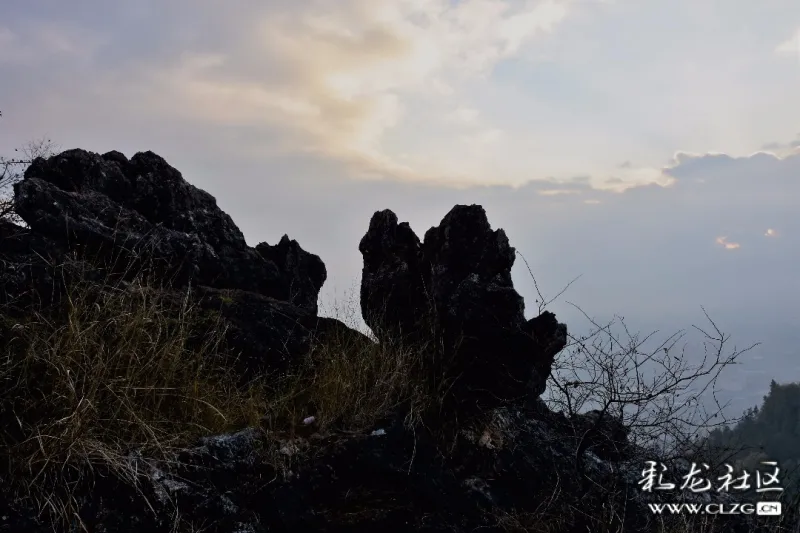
[
  {"x1": 543, "y1": 299, "x2": 756, "y2": 469},
  {"x1": 0, "y1": 131, "x2": 60, "y2": 223}
]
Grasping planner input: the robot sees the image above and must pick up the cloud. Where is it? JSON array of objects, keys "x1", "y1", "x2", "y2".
[
  {"x1": 664, "y1": 149, "x2": 800, "y2": 187},
  {"x1": 5, "y1": 0, "x2": 800, "y2": 193},
  {"x1": 0, "y1": 23, "x2": 105, "y2": 65},
  {"x1": 758, "y1": 134, "x2": 800, "y2": 157},
  {"x1": 447, "y1": 107, "x2": 480, "y2": 124},
  {"x1": 598, "y1": 165, "x2": 674, "y2": 191},
  {"x1": 73, "y1": 0, "x2": 578, "y2": 188},
  {"x1": 775, "y1": 28, "x2": 800, "y2": 56},
  {"x1": 715, "y1": 236, "x2": 740, "y2": 250},
  {"x1": 537, "y1": 188, "x2": 582, "y2": 196}
]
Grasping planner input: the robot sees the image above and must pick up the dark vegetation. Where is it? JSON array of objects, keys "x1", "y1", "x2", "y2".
[
  {"x1": 693, "y1": 380, "x2": 800, "y2": 503},
  {"x1": 0, "y1": 114, "x2": 797, "y2": 531}
]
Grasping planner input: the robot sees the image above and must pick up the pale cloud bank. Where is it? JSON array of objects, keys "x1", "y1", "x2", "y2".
[
  {"x1": 775, "y1": 27, "x2": 800, "y2": 57},
  {"x1": 3, "y1": 0, "x2": 799, "y2": 191},
  {"x1": 81, "y1": 0, "x2": 578, "y2": 187}
]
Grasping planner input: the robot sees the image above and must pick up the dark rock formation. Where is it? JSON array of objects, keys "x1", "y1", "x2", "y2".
[
  {"x1": 359, "y1": 205, "x2": 567, "y2": 411},
  {"x1": 2, "y1": 148, "x2": 339, "y2": 379},
  {"x1": 255, "y1": 235, "x2": 327, "y2": 314},
  {"x1": 358, "y1": 210, "x2": 428, "y2": 341},
  {"x1": 0, "y1": 410, "x2": 771, "y2": 533},
  {"x1": 0, "y1": 151, "x2": 787, "y2": 532},
  {"x1": 571, "y1": 409, "x2": 632, "y2": 461},
  {"x1": 14, "y1": 149, "x2": 326, "y2": 314}
]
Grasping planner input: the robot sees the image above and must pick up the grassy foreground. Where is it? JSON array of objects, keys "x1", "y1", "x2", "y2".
[
  {"x1": 0, "y1": 255, "x2": 448, "y2": 530},
  {"x1": 0, "y1": 256, "x2": 795, "y2": 533}
]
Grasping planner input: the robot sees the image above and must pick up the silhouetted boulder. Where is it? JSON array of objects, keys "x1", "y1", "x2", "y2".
[
  {"x1": 359, "y1": 204, "x2": 567, "y2": 411},
  {"x1": 14, "y1": 149, "x2": 325, "y2": 313},
  {"x1": 358, "y1": 209, "x2": 429, "y2": 338},
  {"x1": 2, "y1": 149, "x2": 337, "y2": 380},
  {"x1": 255, "y1": 235, "x2": 327, "y2": 315}
]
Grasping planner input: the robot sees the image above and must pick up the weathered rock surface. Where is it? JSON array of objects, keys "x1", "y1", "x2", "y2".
[
  {"x1": 13, "y1": 149, "x2": 325, "y2": 314},
  {"x1": 359, "y1": 205, "x2": 567, "y2": 410},
  {"x1": 0, "y1": 407, "x2": 773, "y2": 533},
  {"x1": 2, "y1": 149, "x2": 340, "y2": 378}
]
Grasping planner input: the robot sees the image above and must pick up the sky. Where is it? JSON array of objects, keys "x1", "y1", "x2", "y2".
[{"x1": 1, "y1": 0, "x2": 799, "y2": 419}]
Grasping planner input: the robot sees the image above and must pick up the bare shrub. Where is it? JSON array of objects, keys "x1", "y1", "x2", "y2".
[{"x1": 0, "y1": 128, "x2": 60, "y2": 223}]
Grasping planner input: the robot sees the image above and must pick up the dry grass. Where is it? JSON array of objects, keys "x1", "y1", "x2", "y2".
[
  {"x1": 265, "y1": 323, "x2": 426, "y2": 433},
  {"x1": 0, "y1": 254, "x2": 452, "y2": 530},
  {"x1": 252, "y1": 289, "x2": 457, "y2": 477},
  {"x1": 1, "y1": 252, "x2": 796, "y2": 532},
  {"x1": 0, "y1": 263, "x2": 269, "y2": 529}
]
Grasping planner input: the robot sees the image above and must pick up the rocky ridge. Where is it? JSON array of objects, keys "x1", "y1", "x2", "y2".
[{"x1": 0, "y1": 149, "x2": 784, "y2": 532}]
